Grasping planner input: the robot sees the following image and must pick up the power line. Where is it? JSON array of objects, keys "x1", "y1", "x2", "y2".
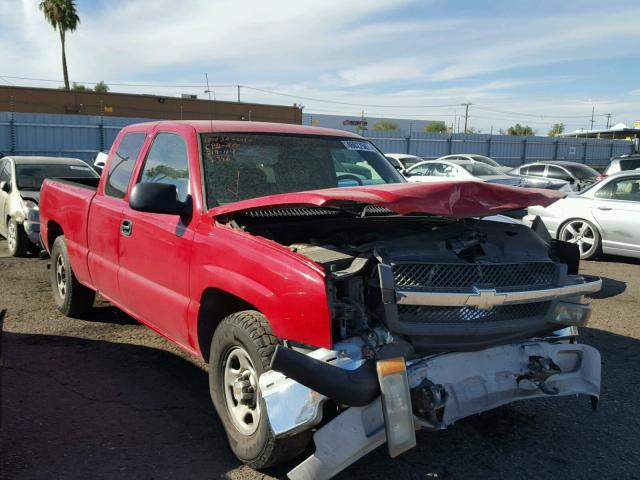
[{"x1": 474, "y1": 104, "x2": 607, "y2": 119}]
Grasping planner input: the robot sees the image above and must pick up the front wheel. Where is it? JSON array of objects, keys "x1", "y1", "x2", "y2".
[
  {"x1": 7, "y1": 218, "x2": 28, "y2": 257},
  {"x1": 50, "y1": 236, "x2": 96, "y2": 316},
  {"x1": 559, "y1": 219, "x2": 601, "y2": 260},
  {"x1": 209, "y1": 311, "x2": 310, "y2": 469}
]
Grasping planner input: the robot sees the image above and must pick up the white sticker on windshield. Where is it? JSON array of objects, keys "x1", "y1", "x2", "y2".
[
  {"x1": 69, "y1": 165, "x2": 91, "y2": 170},
  {"x1": 342, "y1": 140, "x2": 376, "y2": 152}
]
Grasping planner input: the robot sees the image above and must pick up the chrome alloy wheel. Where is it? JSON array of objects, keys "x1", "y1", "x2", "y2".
[
  {"x1": 560, "y1": 220, "x2": 597, "y2": 258},
  {"x1": 223, "y1": 346, "x2": 261, "y2": 435},
  {"x1": 7, "y1": 221, "x2": 16, "y2": 253},
  {"x1": 55, "y1": 253, "x2": 67, "y2": 298}
]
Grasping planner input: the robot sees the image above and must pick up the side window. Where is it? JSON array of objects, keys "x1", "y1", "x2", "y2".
[
  {"x1": 105, "y1": 132, "x2": 146, "y2": 198},
  {"x1": 0, "y1": 160, "x2": 10, "y2": 184},
  {"x1": 139, "y1": 133, "x2": 190, "y2": 202},
  {"x1": 621, "y1": 159, "x2": 640, "y2": 171},
  {"x1": 525, "y1": 165, "x2": 545, "y2": 177},
  {"x1": 609, "y1": 177, "x2": 640, "y2": 201},
  {"x1": 547, "y1": 166, "x2": 570, "y2": 180}
]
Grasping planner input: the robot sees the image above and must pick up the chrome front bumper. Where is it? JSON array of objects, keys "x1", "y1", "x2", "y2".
[{"x1": 261, "y1": 340, "x2": 601, "y2": 480}]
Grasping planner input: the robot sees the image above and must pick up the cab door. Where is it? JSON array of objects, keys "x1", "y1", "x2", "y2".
[
  {"x1": 117, "y1": 130, "x2": 195, "y2": 345},
  {"x1": 87, "y1": 132, "x2": 147, "y2": 301}
]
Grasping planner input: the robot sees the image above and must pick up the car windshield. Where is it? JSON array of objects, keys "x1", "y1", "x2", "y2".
[
  {"x1": 200, "y1": 133, "x2": 405, "y2": 205},
  {"x1": 458, "y1": 162, "x2": 501, "y2": 176},
  {"x1": 16, "y1": 163, "x2": 96, "y2": 190},
  {"x1": 471, "y1": 155, "x2": 501, "y2": 167},
  {"x1": 564, "y1": 164, "x2": 599, "y2": 179}
]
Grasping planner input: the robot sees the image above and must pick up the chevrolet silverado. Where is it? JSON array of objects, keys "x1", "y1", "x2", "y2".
[{"x1": 39, "y1": 121, "x2": 602, "y2": 479}]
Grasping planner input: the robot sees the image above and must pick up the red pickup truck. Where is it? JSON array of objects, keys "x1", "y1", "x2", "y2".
[{"x1": 40, "y1": 121, "x2": 602, "y2": 479}]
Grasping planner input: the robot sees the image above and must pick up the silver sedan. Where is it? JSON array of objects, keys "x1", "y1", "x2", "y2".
[{"x1": 525, "y1": 171, "x2": 640, "y2": 259}]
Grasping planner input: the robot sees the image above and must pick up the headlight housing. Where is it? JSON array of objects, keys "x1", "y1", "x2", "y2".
[
  {"x1": 22, "y1": 199, "x2": 40, "y2": 221},
  {"x1": 550, "y1": 301, "x2": 592, "y2": 327}
]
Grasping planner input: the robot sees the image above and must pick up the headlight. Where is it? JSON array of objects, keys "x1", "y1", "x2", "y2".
[
  {"x1": 22, "y1": 200, "x2": 40, "y2": 221},
  {"x1": 550, "y1": 302, "x2": 592, "y2": 327}
]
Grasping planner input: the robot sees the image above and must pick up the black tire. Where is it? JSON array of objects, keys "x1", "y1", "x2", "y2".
[
  {"x1": 209, "y1": 311, "x2": 311, "y2": 469},
  {"x1": 558, "y1": 218, "x2": 602, "y2": 260},
  {"x1": 7, "y1": 218, "x2": 28, "y2": 257},
  {"x1": 50, "y1": 236, "x2": 95, "y2": 316}
]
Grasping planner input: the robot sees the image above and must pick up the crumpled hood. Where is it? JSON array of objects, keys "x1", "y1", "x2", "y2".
[{"x1": 208, "y1": 181, "x2": 565, "y2": 219}]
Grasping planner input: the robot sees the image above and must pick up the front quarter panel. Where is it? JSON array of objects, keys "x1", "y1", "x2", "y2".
[{"x1": 190, "y1": 218, "x2": 332, "y2": 350}]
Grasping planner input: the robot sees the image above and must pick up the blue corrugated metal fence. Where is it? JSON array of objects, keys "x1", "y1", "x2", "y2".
[
  {"x1": 363, "y1": 131, "x2": 634, "y2": 167},
  {"x1": 0, "y1": 112, "x2": 634, "y2": 166}
]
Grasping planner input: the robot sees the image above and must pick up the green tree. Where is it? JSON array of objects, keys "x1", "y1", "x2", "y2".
[
  {"x1": 506, "y1": 123, "x2": 535, "y2": 136},
  {"x1": 548, "y1": 123, "x2": 565, "y2": 136},
  {"x1": 424, "y1": 122, "x2": 447, "y2": 133},
  {"x1": 94, "y1": 81, "x2": 109, "y2": 93},
  {"x1": 372, "y1": 119, "x2": 399, "y2": 131},
  {"x1": 39, "y1": 0, "x2": 80, "y2": 91},
  {"x1": 71, "y1": 82, "x2": 87, "y2": 91}
]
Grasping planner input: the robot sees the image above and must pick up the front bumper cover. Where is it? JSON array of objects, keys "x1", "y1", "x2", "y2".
[{"x1": 262, "y1": 340, "x2": 601, "y2": 480}]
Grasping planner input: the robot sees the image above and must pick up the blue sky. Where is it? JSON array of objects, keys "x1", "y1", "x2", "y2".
[{"x1": 2, "y1": 0, "x2": 640, "y2": 132}]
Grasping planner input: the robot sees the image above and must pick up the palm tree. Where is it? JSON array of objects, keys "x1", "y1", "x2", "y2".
[{"x1": 39, "y1": 0, "x2": 80, "y2": 91}]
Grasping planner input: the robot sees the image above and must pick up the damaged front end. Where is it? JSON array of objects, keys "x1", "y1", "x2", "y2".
[
  {"x1": 218, "y1": 183, "x2": 602, "y2": 479},
  {"x1": 261, "y1": 337, "x2": 600, "y2": 480}
]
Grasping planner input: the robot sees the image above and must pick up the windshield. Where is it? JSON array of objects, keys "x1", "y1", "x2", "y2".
[
  {"x1": 399, "y1": 156, "x2": 423, "y2": 168},
  {"x1": 458, "y1": 162, "x2": 501, "y2": 176},
  {"x1": 564, "y1": 164, "x2": 599, "y2": 180},
  {"x1": 471, "y1": 155, "x2": 501, "y2": 168},
  {"x1": 16, "y1": 163, "x2": 97, "y2": 190},
  {"x1": 201, "y1": 133, "x2": 405, "y2": 205}
]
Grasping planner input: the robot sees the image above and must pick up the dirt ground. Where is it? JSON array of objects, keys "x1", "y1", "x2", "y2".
[{"x1": 1, "y1": 239, "x2": 639, "y2": 480}]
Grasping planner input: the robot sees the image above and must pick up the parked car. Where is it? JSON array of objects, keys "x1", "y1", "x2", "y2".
[
  {"x1": 0, "y1": 156, "x2": 98, "y2": 256},
  {"x1": 405, "y1": 159, "x2": 521, "y2": 186},
  {"x1": 508, "y1": 161, "x2": 599, "y2": 192},
  {"x1": 40, "y1": 121, "x2": 601, "y2": 479},
  {"x1": 384, "y1": 153, "x2": 423, "y2": 174},
  {"x1": 435, "y1": 154, "x2": 511, "y2": 173},
  {"x1": 598, "y1": 154, "x2": 640, "y2": 180},
  {"x1": 525, "y1": 171, "x2": 640, "y2": 259}
]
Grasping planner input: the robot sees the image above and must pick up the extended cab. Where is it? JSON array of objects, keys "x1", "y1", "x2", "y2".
[{"x1": 39, "y1": 121, "x2": 602, "y2": 479}]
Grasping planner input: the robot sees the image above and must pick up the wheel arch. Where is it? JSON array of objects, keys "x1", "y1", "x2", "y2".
[
  {"x1": 196, "y1": 287, "x2": 261, "y2": 363},
  {"x1": 46, "y1": 220, "x2": 64, "y2": 252}
]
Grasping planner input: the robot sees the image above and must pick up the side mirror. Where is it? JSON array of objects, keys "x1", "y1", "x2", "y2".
[
  {"x1": 0, "y1": 181, "x2": 9, "y2": 193},
  {"x1": 129, "y1": 183, "x2": 192, "y2": 217}
]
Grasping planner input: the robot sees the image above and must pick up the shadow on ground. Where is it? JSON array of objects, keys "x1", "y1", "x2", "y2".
[{"x1": 1, "y1": 326, "x2": 639, "y2": 480}]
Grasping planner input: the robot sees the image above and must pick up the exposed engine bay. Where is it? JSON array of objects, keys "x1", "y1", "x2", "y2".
[{"x1": 225, "y1": 207, "x2": 584, "y2": 353}]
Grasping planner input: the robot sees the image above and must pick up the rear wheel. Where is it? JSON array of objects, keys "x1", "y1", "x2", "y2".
[
  {"x1": 559, "y1": 219, "x2": 601, "y2": 260},
  {"x1": 50, "y1": 236, "x2": 95, "y2": 316},
  {"x1": 209, "y1": 311, "x2": 310, "y2": 469},
  {"x1": 7, "y1": 218, "x2": 28, "y2": 257}
]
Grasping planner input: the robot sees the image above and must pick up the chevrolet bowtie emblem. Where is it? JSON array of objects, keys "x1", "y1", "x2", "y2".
[{"x1": 465, "y1": 287, "x2": 506, "y2": 310}]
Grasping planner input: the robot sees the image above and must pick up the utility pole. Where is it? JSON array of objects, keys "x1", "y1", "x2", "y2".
[
  {"x1": 590, "y1": 106, "x2": 595, "y2": 131},
  {"x1": 237, "y1": 85, "x2": 241, "y2": 103},
  {"x1": 605, "y1": 113, "x2": 612, "y2": 130},
  {"x1": 461, "y1": 103, "x2": 471, "y2": 133}
]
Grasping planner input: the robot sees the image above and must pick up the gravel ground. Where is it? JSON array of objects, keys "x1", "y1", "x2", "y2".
[{"x1": 1, "y1": 239, "x2": 639, "y2": 480}]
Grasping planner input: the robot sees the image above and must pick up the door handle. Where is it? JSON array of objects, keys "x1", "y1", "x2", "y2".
[
  {"x1": 597, "y1": 206, "x2": 612, "y2": 211},
  {"x1": 120, "y1": 219, "x2": 133, "y2": 236}
]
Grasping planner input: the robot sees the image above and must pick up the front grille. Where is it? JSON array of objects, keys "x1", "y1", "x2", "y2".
[
  {"x1": 393, "y1": 262, "x2": 557, "y2": 292},
  {"x1": 398, "y1": 302, "x2": 551, "y2": 324}
]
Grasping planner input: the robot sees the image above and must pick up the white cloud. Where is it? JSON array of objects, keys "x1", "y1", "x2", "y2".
[{"x1": 1, "y1": 0, "x2": 640, "y2": 132}]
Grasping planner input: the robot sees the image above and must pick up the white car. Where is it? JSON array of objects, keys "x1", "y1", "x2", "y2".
[
  {"x1": 435, "y1": 154, "x2": 511, "y2": 173},
  {"x1": 404, "y1": 159, "x2": 521, "y2": 186},
  {"x1": 384, "y1": 154, "x2": 424, "y2": 174},
  {"x1": 526, "y1": 171, "x2": 640, "y2": 259}
]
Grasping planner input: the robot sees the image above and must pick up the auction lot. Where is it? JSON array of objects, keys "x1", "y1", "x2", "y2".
[{"x1": 1, "y1": 239, "x2": 639, "y2": 480}]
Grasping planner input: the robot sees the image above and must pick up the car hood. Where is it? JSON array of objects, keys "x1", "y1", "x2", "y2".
[{"x1": 208, "y1": 181, "x2": 565, "y2": 219}]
